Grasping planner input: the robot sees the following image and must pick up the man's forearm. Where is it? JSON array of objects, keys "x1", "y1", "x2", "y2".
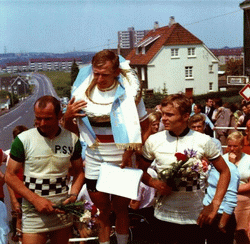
[
  {"x1": 5, "y1": 172, "x2": 40, "y2": 205},
  {"x1": 70, "y1": 168, "x2": 84, "y2": 196}
]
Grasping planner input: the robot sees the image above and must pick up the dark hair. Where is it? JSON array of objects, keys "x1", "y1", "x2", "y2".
[
  {"x1": 213, "y1": 98, "x2": 223, "y2": 108},
  {"x1": 13, "y1": 125, "x2": 28, "y2": 139},
  {"x1": 195, "y1": 104, "x2": 203, "y2": 111},
  {"x1": 206, "y1": 97, "x2": 213, "y2": 102},
  {"x1": 34, "y1": 95, "x2": 61, "y2": 117},
  {"x1": 241, "y1": 103, "x2": 247, "y2": 110},
  {"x1": 161, "y1": 94, "x2": 191, "y2": 115},
  {"x1": 92, "y1": 50, "x2": 119, "y2": 71}
]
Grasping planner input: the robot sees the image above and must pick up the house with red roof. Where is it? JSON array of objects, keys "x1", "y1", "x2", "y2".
[{"x1": 126, "y1": 17, "x2": 219, "y2": 96}]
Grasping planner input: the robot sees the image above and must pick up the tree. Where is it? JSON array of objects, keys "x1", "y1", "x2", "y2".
[
  {"x1": 225, "y1": 58, "x2": 243, "y2": 76},
  {"x1": 0, "y1": 91, "x2": 18, "y2": 107},
  {"x1": 71, "y1": 59, "x2": 79, "y2": 86}
]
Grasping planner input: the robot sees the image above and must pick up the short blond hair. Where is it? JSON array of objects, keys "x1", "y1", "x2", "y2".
[{"x1": 227, "y1": 131, "x2": 244, "y2": 146}]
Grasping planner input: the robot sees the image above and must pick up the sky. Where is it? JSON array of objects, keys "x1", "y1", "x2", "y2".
[{"x1": 0, "y1": 0, "x2": 245, "y2": 54}]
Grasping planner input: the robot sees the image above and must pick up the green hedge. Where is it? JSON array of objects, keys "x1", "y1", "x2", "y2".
[{"x1": 143, "y1": 88, "x2": 243, "y2": 109}]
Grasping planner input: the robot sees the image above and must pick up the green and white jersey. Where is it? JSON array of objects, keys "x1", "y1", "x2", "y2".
[{"x1": 10, "y1": 127, "x2": 82, "y2": 197}]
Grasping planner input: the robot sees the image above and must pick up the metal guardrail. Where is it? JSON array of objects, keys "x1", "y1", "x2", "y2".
[{"x1": 213, "y1": 126, "x2": 246, "y2": 148}]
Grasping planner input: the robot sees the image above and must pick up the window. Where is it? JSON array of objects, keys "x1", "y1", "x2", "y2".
[
  {"x1": 171, "y1": 48, "x2": 179, "y2": 57},
  {"x1": 188, "y1": 47, "x2": 195, "y2": 56},
  {"x1": 209, "y1": 65, "x2": 213, "y2": 73},
  {"x1": 185, "y1": 66, "x2": 193, "y2": 78},
  {"x1": 209, "y1": 82, "x2": 213, "y2": 91}
]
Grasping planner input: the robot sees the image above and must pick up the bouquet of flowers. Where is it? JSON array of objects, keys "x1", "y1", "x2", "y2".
[
  {"x1": 158, "y1": 149, "x2": 209, "y2": 191},
  {"x1": 54, "y1": 200, "x2": 100, "y2": 229}
]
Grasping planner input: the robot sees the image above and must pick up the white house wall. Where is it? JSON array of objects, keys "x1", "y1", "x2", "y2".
[{"x1": 147, "y1": 44, "x2": 218, "y2": 95}]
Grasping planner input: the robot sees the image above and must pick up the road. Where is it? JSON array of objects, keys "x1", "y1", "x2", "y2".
[
  {"x1": 0, "y1": 73, "x2": 59, "y2": 242},
  {"x1": 0, "y1": 73, "x2": 59, "y2": 151}
]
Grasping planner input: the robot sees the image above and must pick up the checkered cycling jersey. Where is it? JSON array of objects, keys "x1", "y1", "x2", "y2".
[
  {"x1": 10, "y1": 127, "x2": 81, "y2": 197},
  {"x1": 23, "y1": 175, "x2": 69, "y2": 196},
  {"x1": 142, "y1": 128, "x2": 220, "y2": 225}
]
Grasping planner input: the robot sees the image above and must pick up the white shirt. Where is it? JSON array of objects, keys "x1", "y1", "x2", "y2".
[{"x1": 143, "y1": 129, "x2": 220, "y2": 224}]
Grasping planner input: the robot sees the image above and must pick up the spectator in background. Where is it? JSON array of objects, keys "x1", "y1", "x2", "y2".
[
  {"x1": 224, "y1": 132, "x2": 250, "y2": 244},
  {"x1": 242, "y1": 120, "x2": 250, "y2": 155},
  {"x1": 237, "y1": 103, "x2": 248, "y2": 127},
  {"x1": 148, "y1": 111, "x2": 162, "y2": 134},
  {"x1": 193, "y1": 104, "x2": 214, "y2": 137},
  {"x1": 189, "y1": 97, "x2": 195, "y2": 116},
  {"x1": 213, "y1": 98, "x2": 236, "y2": 146},
  {"x1": 203, "y1": 132, "x2": 240, "y2": 244},
  {"x1": 189, "y1": 116, "x2": 239, "y2": 243},
  {"x1": 0, "y1": 150, "x2": 7, "y2": 203},
  {"x1": 7, "y1": 125, "x2": 28, "y2": 242},
  {"x1": 0, "y1": 149, "x2": 9, "y2": 244},
  {"x1": 241, "y1": 101, "x2": 250, "y2": 127},
  {"x1": 189, "y1": 114, "x2": 222, "y2": 154},
  {"x1": 202, "y1": 98, "x2": 215, "y2": 121}
]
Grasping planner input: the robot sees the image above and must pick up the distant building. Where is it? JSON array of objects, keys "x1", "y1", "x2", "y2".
[
  {"x1": 4, "y1": 57, "x2": 83, "y2": 73},
  {"x1": 118, "y1": 26, "x2": 150, "y2": 49},
  {"x1": 126, "y1": 17, "x2": 219, "y2": 96},
  {"x1": 210, "y1": 47, "x2": 243, "y2": 66},
  {"x1": 0, "y1": 76, "x2": 29, "y2": 96},
  {"x1": 29, "y1": 57, "x2": 82, "y2": 72},
  {"x1": 5, "y1": 61, "x2": 29, "y2": 73}
]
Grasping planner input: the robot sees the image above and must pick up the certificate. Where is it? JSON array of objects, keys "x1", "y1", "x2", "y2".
[{"x1": 96, "y1": 162, "x2": 143, "y2": 199}]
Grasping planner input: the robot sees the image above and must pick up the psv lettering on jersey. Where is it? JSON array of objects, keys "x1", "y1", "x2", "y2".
[{"x1": 55, "y1": 145, "x2": 73, "y2": 154}]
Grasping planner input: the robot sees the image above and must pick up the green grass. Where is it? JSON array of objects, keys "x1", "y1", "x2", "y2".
[{"x1": 39, "y1": 71, "x2": 71, "y2": 98}]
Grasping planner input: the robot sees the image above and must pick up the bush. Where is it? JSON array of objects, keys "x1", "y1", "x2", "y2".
[
  {"x1": 143, "y1": 88, "x2": 243, "y2": 109},
  {"x1": 143, "y1": 92, "x2": 166, "y2": 109}
]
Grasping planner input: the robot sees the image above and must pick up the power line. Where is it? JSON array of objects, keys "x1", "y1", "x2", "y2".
[
  {"x1": 183, "y1": 10, "x2": 241, "y2": 27},
  {"x1": 79, "y1": 9, "x2": 242, "y2": 52}
]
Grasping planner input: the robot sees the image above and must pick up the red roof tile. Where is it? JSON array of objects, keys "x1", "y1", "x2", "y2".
[{"x1": 126, "y1": 23, "x2": 203, "y2": 65}]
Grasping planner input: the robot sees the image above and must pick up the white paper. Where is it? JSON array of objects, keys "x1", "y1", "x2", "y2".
[{"x1": 96, "y1": 162, "x2": 143, "y2": 199}]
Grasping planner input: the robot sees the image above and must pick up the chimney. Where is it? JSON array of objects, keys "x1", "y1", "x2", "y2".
[
  {"x1": 154, "y1": 21, "x2": 159, "y2": 30},
  {"x1": 169, "y1": 16, "x2": 175, "y2": 27}
]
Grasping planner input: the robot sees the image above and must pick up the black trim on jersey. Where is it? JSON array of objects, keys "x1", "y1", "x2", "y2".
[{"x1": 169, "y1": 127, "x2": 190, "y2": 137}]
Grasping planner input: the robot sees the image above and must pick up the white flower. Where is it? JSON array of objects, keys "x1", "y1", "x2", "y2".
[{"x1": 79, "y1": 210, "x2": 92, "y2": 223}]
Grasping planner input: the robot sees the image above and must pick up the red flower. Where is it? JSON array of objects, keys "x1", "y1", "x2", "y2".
[
  {"x1": 91, "y1": 205, "x2": 98, "y2": 215},
  {"x1": 175, "y1": 152, "x2": 187, "y2": 162},
  {"x1": 201, "y1": 159, "x2": 209, "y2": 172}
]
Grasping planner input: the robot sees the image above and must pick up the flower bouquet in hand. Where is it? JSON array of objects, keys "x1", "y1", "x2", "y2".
[
  {"x1": 158, "y1": 149, "x2": 209, "y2": 191},
  {"x1": 54, "y1": 200, "x2": 100, "y2": 230}
]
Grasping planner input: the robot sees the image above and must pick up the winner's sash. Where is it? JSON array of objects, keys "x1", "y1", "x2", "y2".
[{"x1": 72, "y1": 56, "x2": 142, "y2": 150}]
